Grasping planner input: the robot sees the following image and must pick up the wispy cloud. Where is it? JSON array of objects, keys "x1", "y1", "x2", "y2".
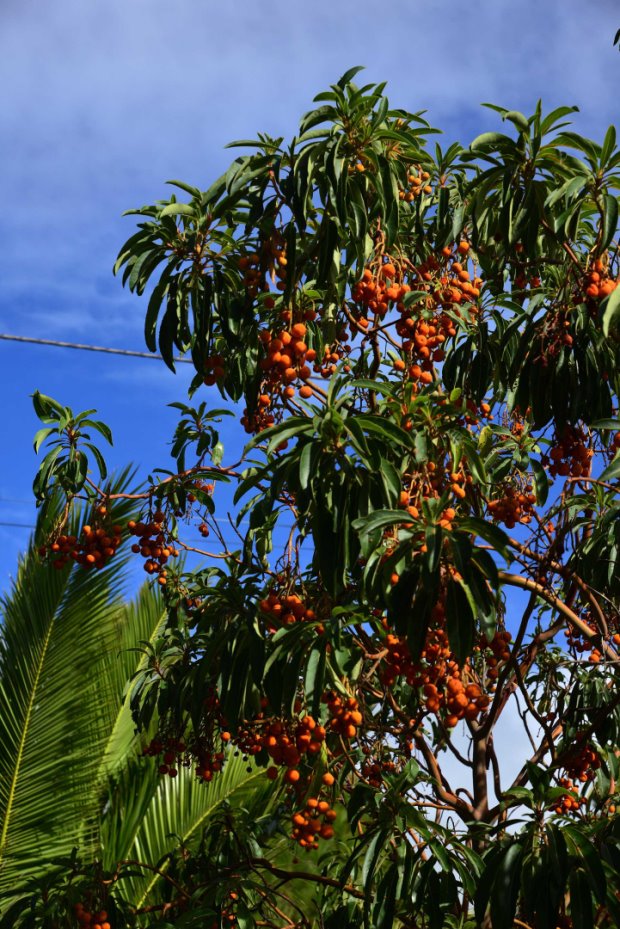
[{"x1": 2, "y1": 0, "x2": 617, "y2": 342}]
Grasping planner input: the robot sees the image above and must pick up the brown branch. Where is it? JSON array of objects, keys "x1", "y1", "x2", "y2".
[{"x1": 498, "y1": 571, "x2": 618, "y2": 662}]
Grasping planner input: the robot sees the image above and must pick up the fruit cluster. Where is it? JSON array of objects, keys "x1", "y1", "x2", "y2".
[
  {"x1": 562, "y1": 613, "x2": 620, "y2": 663},
  {"x1": 545, "y1": 425, "x2": 593, "y2": 479},
  {"x1": 258, "y1": 587, "x2": 319, "y2": 633},
  {"x1": 472, "y1": 629, "x2": 512, "y2": 685},
  {"x1": 398, "y1": 166, "x2": 432, "y2": 202},
  {"x1": 351, "y1": 263, "x2": 411, "y2": 320},
  {"x1": 582, "y1": 258, "x2": 618, "y2": 305},
  {"x1": 360, "y1": 753, "x2": 398, "y2": 788},
  {"x1": 235, "y1": 714, "x2": 326, "y2": 783},
  {"x1": 258, "y1": 322, "x2": 316, "y2": 401},
  {"x1": 203, "y1": 353, "x2": 225, "y2": 386},
  {"x1": 487, "y1": 482, "x2": 536, "y2": 529},
  {"x1": 291, "y1": 796, "x2": 337, "y2": 850},
  {"x1": 398, "y1": 455, "x2": 477, "y2": 523},
  {"x1": 237, "y1": 252, "x2": 264, "y2": 299},
  {"x1": 144, "y1": 735, "x2": 227, "y2": 782},
  {"x1": 39, "y1": 512, "x2": 123, "y2": 571},
  {"x1": 314, "y1": 340, "x2": 351, "y2": 379},
  {"x1": 239, "y1": 405, "x2": 276, "y2": 435},
  {"x1": 562, "y1": 742, "x2": 601, "y2": 785},
  {"x1": 73, "y1": 904, "x2": 110, "y2": 929},
  {"x1": 381, "y1": 611, "x2": 509, "y2": 728},
  {"x1": 552, "y1": 777, "x2": 585, "y2": 814},
  {"x1": 143, "y1": 734, "x2": 187, "y2": 778},
  {"x1": 323, "y1": 691, "x2": 363, "y2": 740},
  {"x1": 396, "y1": 249, "x2": 481, "y2": 384},
  {"x1": 128, "y1": 512, "x2": 179, "y2": 585}
]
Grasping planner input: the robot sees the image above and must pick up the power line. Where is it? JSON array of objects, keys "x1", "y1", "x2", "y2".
[{"x1": 0, "y1": 333, "x2": 193, "y2": 364}]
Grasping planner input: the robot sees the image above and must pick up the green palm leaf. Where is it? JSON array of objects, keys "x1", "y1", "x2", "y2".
[
  {"x1": 97, "y1": 582, "x2": 168, "y2": 778},
  {"x1": 0, "y1": 474, "x2": 153, "y2": 895},
  {"x1": 101, "y1": 753, "x2": 274, "y2": 916}
]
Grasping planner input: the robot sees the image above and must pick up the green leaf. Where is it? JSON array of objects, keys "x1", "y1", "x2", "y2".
[
  {"x1": 600, "y1": 193, "x2": 619, "y2": 252},
  {"x1": 159, "y1": 201, "x2": 197, "y2": 218},
  {"x1": 32, "y1": 428, "x2": 55, "y2": 455},
  {"x1": 84, "y1": 443, "x2": 108, "y2": 481},
  {"x1": 531, "y1": 457, "x2": 549, "y2": 506},
  {"x1": 569, "y1": 868, "x2": 594, "y2": 929},
  {"x1": 31, "y1": 391, "x2": 66, "y2": 424},
  {"x1": 445, "y1": 578, "x2": 475, "y2": 664},
  {"x1": 458, "y1": 517, "x2": 511, "y2": 560},
  {"x1": 470, "y1": 131, "x2": 514, "y2": 151},
  {"x1": 489, "y1": 843, "x2": 523, "y2": 929},
  {"x1": 352, "y1": 509, "x2": 411, "y2": 537},
  {"x1": 601, "y1": 282, "x2": 620, "y2": 337},
  {"x1": 600, "y1": 452, "x2": 620, "y2": 482},
  {"x1": 504, "y1": 110, "x2": 530, "y2": 132}
]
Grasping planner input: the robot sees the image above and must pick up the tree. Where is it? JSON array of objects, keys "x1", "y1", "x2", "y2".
[{"x1": 11, "y1": 69, "x2": 620, "y2": 927}]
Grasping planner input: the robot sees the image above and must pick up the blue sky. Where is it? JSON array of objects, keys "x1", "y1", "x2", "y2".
[{"x1": 1, "y1": 0, "x2": 619, "y2": 593}]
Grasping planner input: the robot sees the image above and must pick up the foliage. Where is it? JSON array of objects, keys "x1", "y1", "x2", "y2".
[{"x1": 7, "y1": 70, "x2": 620, "y2": 927}]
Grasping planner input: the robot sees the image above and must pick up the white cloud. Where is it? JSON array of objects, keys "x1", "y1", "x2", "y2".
[{"x1": 2, "y1": 0, "x2": 618, "y2": 343}]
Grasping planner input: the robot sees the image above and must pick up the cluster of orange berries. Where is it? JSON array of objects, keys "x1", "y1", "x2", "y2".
[
  {"x1": 208, "y1": 892, "x2": 239, "y2": 927},
  {"x1": 487, "y1": 482, "x2": 536, "y2": 529},
  {"x1": 562, "y1": 742, "x2": 602, "y2": 785},
  {"x1": 237, "y1": 252, "x2": 266, "y2": 299},
  {"x1": 39, "y1": 507, "x2": 123, "y2": 571},
  {"x1": 235, "y1": 714, "x2": 326, "y2": 784},
  {"x1": 397, "y1": 457, "x2": 475, "y2": 521},
  {"x1": 258, "y1": 587, "x2": 319, "y2": 633},
  {"x1": 545, "y1": 425, "x2": 593, "y2": 479},
  {"x1": 144, "y1": 712, "x2": 230, "y2": 783},
  {"x1": 457, "y1": 397, "x2": 493, "y2": 426},
  {"x1": 323, "y1": 691, "x2": 363, "y2": 740},
  {"x1": 143, "y1": 734, "x2": 187, "y2": 777},
  {"x1": 553, "y1": 777, "x2": 586, "y2": 814},
  {"x1": 186, "y1": 480, "x2": 215, "y2": 504},
  {"x1": 547, "y1": 311, "x2": 576, "y2": 357},
  {"x1": 258, "y1": 322, "x2": 316, "y2": 401},
  {"x1": 314, "y1": 339, "x2": 351, "y2": 379},
  {"x1": 360, "y1": 755, "x2": 398, "y2": 788},
  {"x1": 563, "y1": 614, "x2": 620, "y2": 663},
  {"x1": 472, "y1": 629, "x2": 512, "y2": 685},
  {"x1": 128, "y1": 512, "x2": 179, "y2": 585},
  {"x1": 291, "y1": 796, "x2": 337, "y2": 850},
  {"x1": 351, "y1": 263, "x2": 412, "y2": 321},
  {"x1": 73, "y1": 904, "x2": 110, "y2": 929},
  {"x1": 609, "y1": 431, "x2": 620, "y2": 460},
  {"x1": 512, "y1": 271, "x2": 542, "y2": 291},
  {"x1": 203, "y1": 353, "x2": 225, "y2": 386},
  {"x1": 582, "y1": 257, "x2": 618, "y2": 305},
  {"x1": 395, "y1": 245, "x2": 481, "y2": 385},
  {"x1": 381, "y1": 611, "x2": 509, "y2": 728},
  {"x1": 429, "y1": 242, "x2": 482, "y2": 305},
  {"x1": 398, "y1": 166, "x2": 433, "y2": 201},
  {"x1": 239, "y1": 405, "x2": 276, "y2": 435},
  {"x1": 238, "y1": 235, "x2": 290, "y2": 299},
  {"x1": 194, "y1": 746, "x2": 227, "y2": 782}
]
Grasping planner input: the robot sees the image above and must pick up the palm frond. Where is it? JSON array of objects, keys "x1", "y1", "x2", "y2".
[
  {"x1": 101, "y1": 753, "x2": 274, "y2": 913},
  {"x1": 0, "y1": 474, "x2": 140, "y2": 894},
  {"x1": 96, "y1": 583, "x2": 168, "y2": 778}
]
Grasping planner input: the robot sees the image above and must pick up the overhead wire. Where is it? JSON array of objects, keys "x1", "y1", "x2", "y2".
[{"x1": 0, "y1": 333, "x2": 193, "y2": 364}]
